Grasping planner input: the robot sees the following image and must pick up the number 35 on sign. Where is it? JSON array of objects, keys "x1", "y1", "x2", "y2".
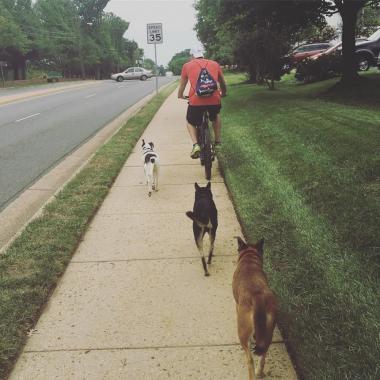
[{"x1": 147, "y1": 23, "x2": 163, "y2": 44}]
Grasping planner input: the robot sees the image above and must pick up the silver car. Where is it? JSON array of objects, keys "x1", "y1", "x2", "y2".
[{"x1": 111, "y1": 67, "x2": 153, "y2": 82}]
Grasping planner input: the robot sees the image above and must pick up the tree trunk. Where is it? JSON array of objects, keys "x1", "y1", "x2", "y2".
[
  {"x1": 20, "y1": 59, "x2": 26, "y2": 80},
  {"x1": 340, "y1": 2, "x2": 363, "y2": 84},
  {"x1": 79, "y1": 59, "x2": 86, "y2": 79}
]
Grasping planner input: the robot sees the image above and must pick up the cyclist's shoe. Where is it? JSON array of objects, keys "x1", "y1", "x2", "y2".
[
  {"x1": 213, "y1": 142, "x2": 222, "y2": 158},
  {"x1": 190, "y1": 143, "x2": 201, "y2": 159},
  {"x1": 214, "y1": 141, "x2": 222, "y2": 150}
]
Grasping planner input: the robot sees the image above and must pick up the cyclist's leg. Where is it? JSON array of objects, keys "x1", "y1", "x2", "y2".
[
  {"x1": 186, "y1": 122, "x2": 198, "y2": 144},
  {"x1": 209, "y1": 105, "x2": 222, "y2": 144},
  {"x1": 186, "y1": 105, "x2": 203, "y2": 158},
  {"x1": 212, "y1": 114, "x2": 222, "y2": 144}
]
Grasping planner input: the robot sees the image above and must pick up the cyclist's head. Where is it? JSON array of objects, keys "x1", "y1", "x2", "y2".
[{"x1": 191, "y1": 48, "x2": 204, "y2": 59}]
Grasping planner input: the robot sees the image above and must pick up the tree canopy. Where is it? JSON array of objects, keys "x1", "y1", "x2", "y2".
[
  {"x1": 0, "y1": 0, "x2": 143, "y2": 80},
  {"x1": 195, "y1": 0, "x2": 380, "y2": 86},
  {"x1": 167, "y1": 49, "x2": 191, "y2": 75}
]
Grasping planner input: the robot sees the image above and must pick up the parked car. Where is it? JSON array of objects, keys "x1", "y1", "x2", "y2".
[
  {"x1": 295, "y1": 42, "x2": 342, "y2": 81},
  {"x1": 310, "y1": 42, "x2": 342, "y2": 61},
  {"x1": 351, "y1": 28, "x2": 380, "y2": 71},
  {"x1": 290, "y1": 43, "x2": 332, "y2": 64},
  {"x1": 111, "y1": 67, "x2": 153, "y2": 82}
]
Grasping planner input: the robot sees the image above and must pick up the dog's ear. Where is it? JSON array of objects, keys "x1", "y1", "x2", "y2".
[
  {"x1": 195, "y1": 182, "x2": 200, "y2": 191},
  {"x1": 235, "y1": 236, "x2": 247, "y2": 251},
  {"x1": 149, "y1": 142, "x2": 154, "y2": 149},
  {"x1": 142, "y1": 139, "x2": 145, "y2": 146},
  {"x1": 254, "y1": 238, "x2": 265, "y2": 255},
  {"x1": 206, "y1": 181, "x2": 211, "y2": 190}
]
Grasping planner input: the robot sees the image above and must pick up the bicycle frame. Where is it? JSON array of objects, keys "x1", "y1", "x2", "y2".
[{"x1": 196, "y1": 111, "x2": 213, "y2": 180}]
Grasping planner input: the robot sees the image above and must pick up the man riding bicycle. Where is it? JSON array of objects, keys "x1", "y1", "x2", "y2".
[{"x1": 178, "y1": 48, "x2": 227, "y2": 159}]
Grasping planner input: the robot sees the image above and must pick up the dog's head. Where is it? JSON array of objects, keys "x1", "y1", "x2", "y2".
[
  {"x1": 194, "y1": 182, "x2": 212, "y2": 199},
  {"x1": 235, "y1": 236, "x2": 264, "y2": 259},
  {"x1": 142, "y1": 139, "x2": 154, "y2": 151}
]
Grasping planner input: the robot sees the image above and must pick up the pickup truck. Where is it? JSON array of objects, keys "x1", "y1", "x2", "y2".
[{"x1": 354, "y1": 28, "x2": 380, "y2": 71}]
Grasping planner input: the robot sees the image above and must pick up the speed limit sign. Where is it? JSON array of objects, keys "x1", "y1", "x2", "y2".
[{"x1": 147, "y1": 23, "x2": 163, "y2": 44}]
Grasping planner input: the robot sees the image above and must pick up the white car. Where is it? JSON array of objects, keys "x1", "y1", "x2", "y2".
[{"x1": 111, "y1": 67, "x2": 153, "y2": 82}]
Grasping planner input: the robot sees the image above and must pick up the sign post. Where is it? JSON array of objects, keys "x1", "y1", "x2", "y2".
[{"x1": 147, "y1": 23, "x2": 163, "y2": 95}]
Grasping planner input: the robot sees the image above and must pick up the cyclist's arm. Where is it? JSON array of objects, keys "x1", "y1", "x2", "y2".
[
  {"x1": 178, "y1": 76, "x2": 188, "y2": 99},
  {"x1": 218, "y1": 72, "x2": 227, "y2": 97}
]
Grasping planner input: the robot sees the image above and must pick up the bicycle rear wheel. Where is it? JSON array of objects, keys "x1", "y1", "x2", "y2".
[{"x1": 202, "y1": 125, "x2": 212, "y2": 180}]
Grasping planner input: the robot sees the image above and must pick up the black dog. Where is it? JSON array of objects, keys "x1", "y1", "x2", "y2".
[{"x1": 186, "y1": 182, "x2": 218, "y2": 276}]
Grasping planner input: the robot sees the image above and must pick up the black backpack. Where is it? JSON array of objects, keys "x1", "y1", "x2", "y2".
[{"x1": 195, "y1": 61, "x2": 218, "y2": 97}]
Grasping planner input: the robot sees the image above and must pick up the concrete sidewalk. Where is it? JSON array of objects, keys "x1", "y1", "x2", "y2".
[{"x1": 10, "y1": 90, "x2": 297, "y2": 379}]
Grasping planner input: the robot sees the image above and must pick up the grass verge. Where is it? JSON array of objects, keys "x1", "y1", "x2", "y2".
[
  {"x1": 0, "y1": 81, "x2": 177, "y2": 379},
  {"x1": 218, "y1": 73, "x2": 380, "y2": 379}
]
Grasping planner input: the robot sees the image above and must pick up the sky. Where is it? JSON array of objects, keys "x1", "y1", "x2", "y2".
[{"x1": 105, "y1": 0, "x2": 202, "y2": 66}]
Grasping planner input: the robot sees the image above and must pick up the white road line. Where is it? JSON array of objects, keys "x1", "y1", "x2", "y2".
[
  {"x1": 85, "y1": 93, "x2": 96, "y2": 98},
  {"x1": 117, "y1": 85, "x2": 124, "y2": 88},
  {"x1": 15, "y1": 113, "x2": 41, "y2": 123}
]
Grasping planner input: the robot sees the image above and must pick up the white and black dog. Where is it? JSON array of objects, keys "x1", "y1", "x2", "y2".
[
  {"x1": 142, "y1": 139, "x2": 159, "y2": 197},
  {"x1": 186, "y1": 182, "x2": 218, "y2": 276}
]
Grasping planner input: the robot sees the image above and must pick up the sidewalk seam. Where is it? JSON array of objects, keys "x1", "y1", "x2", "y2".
[
  {"x1": 24, "y1": 341, "x2": 285, "y2": 354},
  {"x1": 70, "y1": 255, "x2": 236, "y2": 263}
]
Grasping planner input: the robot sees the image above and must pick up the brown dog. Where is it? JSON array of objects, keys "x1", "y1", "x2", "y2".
[{"x1": 232, "y1": 237, "x2": 277, "y2": 379}]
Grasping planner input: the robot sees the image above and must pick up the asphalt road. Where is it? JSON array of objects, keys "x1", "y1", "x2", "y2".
[{"x1": 0, "y1": 77, "x2": 176, "y2": 211}]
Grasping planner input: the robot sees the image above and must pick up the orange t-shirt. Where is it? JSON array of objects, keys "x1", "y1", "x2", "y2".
[{"x1": 181, "y1": 58, "x2": 223, "y2": 106}]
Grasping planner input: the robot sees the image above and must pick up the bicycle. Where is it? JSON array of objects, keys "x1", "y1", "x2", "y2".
[{"x1": 183, "y1": 96, "x2": 214, "y2": 180}]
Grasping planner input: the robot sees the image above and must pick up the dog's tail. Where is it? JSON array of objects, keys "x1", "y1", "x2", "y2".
[
  {"x1": 253, "y1": 294, "x2": 275, "y2": 356},
  {"x1": 186, "y1": 211, "x2": 208, "y2": 226}
]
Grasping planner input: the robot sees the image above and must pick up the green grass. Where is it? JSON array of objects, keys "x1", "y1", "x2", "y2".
[
  {"x1": 0, "y1": 81, "x2": 177, "y2": 379},
  {"x1": 219, "y1": 73, "x2": 380, "y2": 379}
]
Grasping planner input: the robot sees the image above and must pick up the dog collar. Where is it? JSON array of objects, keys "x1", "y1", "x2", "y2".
[{"x1": 238, "y1": 249, "x2": 260, "y2": 262}]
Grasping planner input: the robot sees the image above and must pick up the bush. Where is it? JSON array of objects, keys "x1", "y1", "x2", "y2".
[{"x1": 296, "y1": 54, "x2": 341, "y2": 83}]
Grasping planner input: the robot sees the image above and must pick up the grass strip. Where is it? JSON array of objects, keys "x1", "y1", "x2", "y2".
[
  {"x1": 0, "y1": 81, "x2": 177, "y2": 379},
  {"x1": 218, "y1": 73, "x2": 380, "y2": 379}
]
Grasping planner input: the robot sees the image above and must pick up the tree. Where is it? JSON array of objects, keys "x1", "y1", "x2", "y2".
[
  {"x1": 168, "y1": 49, "x2": 191, "y2": 75},
  {"x1": 34, "y1": 0, "x2": 82, "y2": 77},
  {"x1": 143, "y1": 58, "x2": 155, "y2": 71},
  {"x1": 158, "y1": 65, "x2": 166, "y2": 76},
  {"x1": 0, "y1": 0, "x2": 143, "y2": 81},
  {"x1": 324, "y1": 0, "x2": 380, "y2": 83},
  {"x1": 0, "y1": 0, "x2": 38, "y2": 79},
  {"x1": 195, "y1": 0, "x2": 328, "y2": 88},
  {"x1": 194, "y1": 0, "x2": 233, "y2": 64},
  {"x1": 357, "y1": 4, "x2": 380, "y2": 36},
  {"x1": 296, "y1": 24, "x2": 338, "y2": 44}
]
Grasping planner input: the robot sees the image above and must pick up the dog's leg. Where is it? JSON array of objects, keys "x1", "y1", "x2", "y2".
[
  {"x1": 144, "y1": 164, "x2": 148, "y2": 185},
  {"x1": 255, "y1": 354, "x2": 266, "y2": 378},
  {"x1": 237, "y1": 305, "x2": 255, "y2": 380},
  {"x1": 146, "y1": 163, "x2": 153, "y2": 196},
  {"x1": 148, "y1": 177, "x2": 152, "y2": 196},
  {"x1": 195, "y1": 226, "x2": 209, "y2": 276},
  {"x1": 207, "y1": 226, "x2": 216, "y2": 265},
  {"x1": 153, "y1": 164, "x2": 159, "y2": 191},
  {"x1": 255, "y1": 311, "x2": 275, "y2": 378}
]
